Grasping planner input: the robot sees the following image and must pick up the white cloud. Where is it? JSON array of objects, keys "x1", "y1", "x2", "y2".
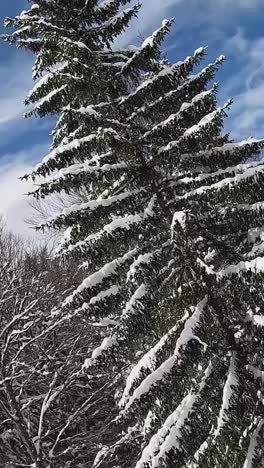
[
  {"x1": 222, "y1": 32, "x2": 264, "y2": 139},
  {"x1": 117, "y1": 0, "x2": 264, "y2": 46},
  {"x1": 0, "y1": 53, "x2": 33, "y2": 126},
  {"x1": 115, "y1": 0, "x2": 180, "y2": 46},
  {"x1": 211, "y1": 0, "x2": 263, "y2": 8},
  {"x1": 0, "y1": 144, "x2": 48, "y2": 238},
  {"x1": 0, "y1": 53, "x2": 52, "y2": 238}
]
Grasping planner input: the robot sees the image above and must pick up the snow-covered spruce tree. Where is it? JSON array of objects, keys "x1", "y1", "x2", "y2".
[
  {"x1": 4, "y1": 2, "x2": 264, "y2": 468},
  {"x1": 2, "y1": 1, "x2": 164, "y2": 467},
  {"x1": 3, "y1": 0, "x2": 141, "y2": 144}
]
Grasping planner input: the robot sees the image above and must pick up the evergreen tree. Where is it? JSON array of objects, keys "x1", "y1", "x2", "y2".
[{"x1": 4, "y1": 1, "x2": 264, "y2": 467}]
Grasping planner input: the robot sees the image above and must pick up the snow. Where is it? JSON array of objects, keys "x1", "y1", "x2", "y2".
[
  {"x1": 65, "y1": 249, "x2": 136, "y2": 304},
  {"x1": 82, "y1": 286, "x2": 147, "y2": 370},
  {"x1": 180, "y1": 137, "x2": 264, "y2": 163},
  {"x1": 89, "y1": 285, "x2": 120, "y2": 305},
  {"x1": 184, "y1": 100, "x2": 231, "y2": 137},
  {"x1": 119, "y1": 322, "x2": 184, "y2": 409},
  {"x1": 83, "y1": 336, "x2": 116, "y2": 369},
  {"x1": 135, "y1": 362, "x2": 212, "y2": 468},
  {"x1": 187, "y1": 440, "x2": 209, "y2": 467},
  {"x1": 180, "y1": 102, "x2": 191, "y2": 112},
  {"x1": 247, "y1": 242, "x2": 264, "y2": 259},
  {"x1": 145, "y1": 195, "x2": 157, "y2": 217},
  {"x1": 174, "y1": 296, "x2": 207, "y2": 355},
  {"x1": 104, "y1": 213, "x2": 143, "y2": 235},
  {"x1": 144, "y1": 87, "x2": 216, "y2": 140},
  {"x1": 248, "y1": 226, "x2": 264, "y2": 244},
  {"x1": 152, "y1": 363, "x2": 212, "y2": 468},
  {"x1": 78, "y1": 105, "x2": 99, "y2": 116},
  {"x1": 50, "y1": 161, "x2": 127, "y2": 182},
  {"x1": 35, "y1": 134, "x2": 97, "y2": 170},
  {"x1": 178, "y1": 161, "x2": 264, "y2": 201},
  {"x1": 134, "y1": 374, "x2": 189, "y2": 468},
  {"x1": 103, "y1": 7, "x2": 135, "y2": 28},
  {"x1": 141, "y1": 19, "x2": 172, "y2": 49},
  {"x1": 92, "y1": 317, "x2": 118, "y2": 327},
  {"x1": 62, "y1": 190, "x2": 139, "y2": 217},
  {"x1": 246, "y1": 310, "x2": 264, "y2": 327},
  {"x1": 151, "y1": 393, "x2": 197, "y2": 467},
  {"x1": 204, "y1": 249, "x2": 217, "y2": 265},
  {"x1": 192, "y1": 87, "x2": 216, "y2": 103},
  {"x1": 127, "y1": 252, "x2": 154, "y2": 281},
  {"x1": 64, "y1": 214, "x2": 143, "y2": 255},
  {"x1": 128, "y1": 55, "x2": 225, "y2": 123},
  {"x1": 121, "y1": 355, "x2": 175, "y2": 415},
  {"x1": 95, "y1": 0, "x2": 113, "y2": 8},
  {"x1": 159, "y1": 115, "x2": 264, "y2": 163},
  {"x1": 27, "y1": 62, "x2": 69, "y2": 99},
  {"x1": 169, "y1": 160, "x2": 264, "y2": 192},
  {"x1": 121, "y1": 298, "x2": 207, "y2": 415},
  {"x1": 214, "y1": 355, "x2": 238, "y2": 438},
  {"x1": 35, "y1": 128, "x2": 120, "y2": 171},
  {"x1": 171, "y1": 211, "x2": 186, "y2": 237},
  {"x1": 194, "y1": 46, "x2": 207, "y2": 56},
  {"x1": 237, "y1": 201, "x2": 264, "y2": 212},
  {"x1": 121, "y1": 283, "x2": 147, "y2": 320},
  {"x1": 63, "y1": 195, "x2": 156, "y2": 256},
  {"x1": 159, "y1": 62, "x2": 183, "y2": 77},
  {"x1": 120, "y1": 19, "x2": 173, "y2": 75},
  {"x1": 243, "y1": 419, "x2": 263, "y2": 468},
  {"x1": 179, "y1": 88, "x2": 215, "y2": 114},
  {"x1": 143, "y1": 409, "x2": 156, "y2": 436},
  {"x1": 220, "y1": 257, "x2": 264, "y2": 277},
  {"x1": 60, "y1": 36, "x2": 91, "y2": 52},
  {"x1": 121, "y1": 48, "x2": 205, "y2": 105},
  {"x1": 93, "y1": 445, "x2": 108, "y2": 468},
  {"x1": 30, "y1": 85, "x2": 67, "y2": 113}
]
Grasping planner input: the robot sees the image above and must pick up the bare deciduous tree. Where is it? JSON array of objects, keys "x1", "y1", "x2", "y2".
[{"x1": 0, "y1": 225, "x2": 115, "y2": 468}]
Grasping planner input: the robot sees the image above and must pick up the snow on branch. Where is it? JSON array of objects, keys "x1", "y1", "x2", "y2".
[
  {"x1": 245, "y1": 309, "x2": 264, "y2": 327},
  {"x1": 174, "y1": 296, "x2": 208, "y2": 355},
  {"x1": 59, "y1": 189, "x2": 141, "y2": 218},
  {"x1": 127, "y1": 55, "x2": 225, "y2": 123},
  {"x1": 26, "y1": 85, "x2": 67, "y2": 116},
  {"x1": 142, "y1": 86, "x2": 217, "y2": 141},
  {"x1": 61, "y1": 195, "x2": 157, "y2": 256},
  {"x1": 26, "y1": 62, "x2": 69, "y2": 103},
  {"x1": 120, "y1": 297, "x2": 207, "y2": 416},
  {"x1": 135, "y1": 362, "x2": 213, "y2": 468},
  {"x1": 213, "y1": 354, "x2": 238, "y2": 438},
  {"x1": 65, "y1": 248, "x2": 137, "y2": 305},
  {"x1": 243, "y1": 419, "x2": 263, "y2": 468},
  {"x1": 83, "y1": 336, "x2": 117, "y2": 369},
  {"x1": 31, "y1": 128, "x2": 123, "y2": 177},
  {"x1": 118, "y1": 18, "x2": 174, "y2": 75},
  {"x1": 220, "y1": 257, "x2": 264, "y2": 277},
  {"x1": 83, "y1": 282, "x2": 148, "y2": 369},
  {"x1": 121, "y1": 47, "x2": 206, "y2": 106},
  {"x1": 127, "y1": 252, "x2": 154, "y2": 282},
  {"x1": 176, "y1": 160, "x2": 264, "y2": 202},
  {"x1": 119, "y1": 320, "x2": 187, "y2": 410},
  {"x1": 159, "y1": 100, "x2": 232, "y2": 156},
  {"x1": 121, "y1": 283, "x2": 147, "y2": 321}
]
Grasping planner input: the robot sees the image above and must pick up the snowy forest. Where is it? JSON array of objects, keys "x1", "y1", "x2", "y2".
[{"x1": 0, "y1": 0, "x2": 263, "y2": 467}]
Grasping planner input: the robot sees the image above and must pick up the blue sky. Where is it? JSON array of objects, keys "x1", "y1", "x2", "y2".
[{"x1": 0, "y1": 0, "x2": 264, "y2": 236}]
